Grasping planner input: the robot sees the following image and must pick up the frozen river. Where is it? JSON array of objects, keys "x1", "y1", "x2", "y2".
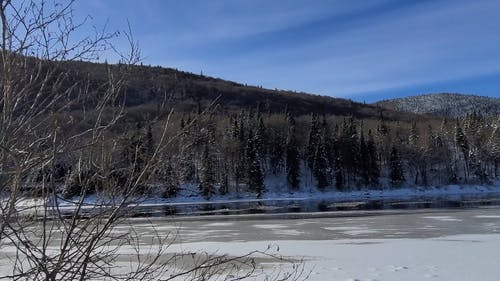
[
  {"x1": 2, "y1": 207, "x2": 500, "y2": 280},
  {"x1": 119, "y1": 206, "x2": 500, "y2": 280},
  {"x1": 133, "y1": 206, "x2": 500, "y2": 242}
]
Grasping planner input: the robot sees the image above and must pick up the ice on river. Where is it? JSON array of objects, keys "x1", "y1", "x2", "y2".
[
  {"x1": 2, "y1": 207, "x2": 500, "y2": 280},
  {"x1": 155, "y1": 207, "x2": 500, "y2": 280}
]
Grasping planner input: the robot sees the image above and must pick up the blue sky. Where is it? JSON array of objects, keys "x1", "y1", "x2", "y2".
[{"x1": 74, "y1": 0, "x2": 500, "y2": 102}]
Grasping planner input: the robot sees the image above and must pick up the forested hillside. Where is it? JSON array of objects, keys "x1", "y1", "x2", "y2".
[
  {"x1": 374, "y1": 93, "x2": 500, "y2": 117},
  {"x1": 56, "y1": 108, "x2": 499, "y2": 199},
  {"x1": 57, "y1": 60, "x2": 418, "y2": 120},
  {"x1": 2, "y1": 57, "x2": 498, "y2": 200}
]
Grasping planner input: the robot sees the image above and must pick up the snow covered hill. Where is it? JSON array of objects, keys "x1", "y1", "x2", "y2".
[{"x1": 374, "y1": 93, "x2": 500, "y2": 117}]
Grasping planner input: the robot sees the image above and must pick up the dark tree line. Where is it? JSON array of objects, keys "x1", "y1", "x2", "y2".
[{"x1": 33, "y1": 109, "x2": 499, "y2": 199}]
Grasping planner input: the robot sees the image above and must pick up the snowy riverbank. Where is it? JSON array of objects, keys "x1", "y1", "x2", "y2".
[
  {"x1": 6, "y1": 181, "x2": 500, "y2": 217},
  {"x1": 140, "y1": 182, "x2": 500, "y2": 206}
]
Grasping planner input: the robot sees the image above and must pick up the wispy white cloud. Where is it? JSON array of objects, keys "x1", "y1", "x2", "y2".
[
  {"x1": 75, "y1": 0, "x2": 500, "y2": 99},
  {"x1": 194, "y1": 0, "x2": 500, "y2": 97}
]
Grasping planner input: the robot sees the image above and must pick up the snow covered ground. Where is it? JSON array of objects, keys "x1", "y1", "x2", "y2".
[{"x1": 173, "y1": 234, "x2": 500, "y2": 281}]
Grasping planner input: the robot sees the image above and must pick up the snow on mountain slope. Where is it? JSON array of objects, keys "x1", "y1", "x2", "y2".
[{"x1": 374, "y1": 93, "x2": 500, "y2": 117}]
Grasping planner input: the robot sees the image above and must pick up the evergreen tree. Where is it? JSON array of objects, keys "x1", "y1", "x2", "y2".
[
  {"x1": 389, "y1": 146, "x2": 405, "y2": 187},
  {"x1": 407, "y1": 121, "x2": 429, "y2": 185},
  {"x1": 269, "y1": 131, "x2": 285, "y2": 175},
  {"x1": 367, "y1": 130, "x2": 380, "y2": 187},
  {"x1": 254, "y1": 114, "x2": 267, "y2": 170},
  {"x1": 376, "y1": 118, "x2": 392, "y2": 166},
  {"x1": 179, "y1": 120, "x2": 196, "y2": 182},
  {"x1": 320, "y1": 116, "x2": 335, "y2": 184},
  {"x1": 246, "y1": 130, "x2": 265, "y2": 197},
  {"x1": 334, "y1": 168, "x2": 344, "y2": 190},
  {"x1": 232, "y1": 111, "x2": 248, "y2": 190},
  {"x1": 455, "y1": 121, "x2": 470, "y2": 181},
  {"x1": 162, "y1": 162, "x2": 179, "y2": 198},
  {"x1": 348, "y1": 118, "x2": 360, "y2": 177},
  {"x1": 338, "y1": 118, "x2": 358, "y2": 187},
  {"x1": 359, "y1": 131, "x2": 370, "y2": 186},
  {"x1": 331, "y1": 124, "x2": 344, "y2": 190},
  {"x1": 219, "y1": 172, "x2": 229, "y2": 195},
  {"x1": 285, "y1": 113, "x2": 301, "y2": 190},
  {"x1": 306, "y1": 113, "x2": 320, "y2": 172},
  {"x1": 455, "y1": 122, "x2": 469, "y2": 156},
  {"x1": 313, "y1": 141, "x2": 329, "y2": 190},
  {"x1": 122, "y1": 123, "x2": 149, "y2": 177},
  {"x1": 199, "y1": 144, "x2": 215, "y2": 199}
]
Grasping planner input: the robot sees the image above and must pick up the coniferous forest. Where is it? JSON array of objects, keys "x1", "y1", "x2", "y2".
[
  {"x1": 9, "y1": 56, "x2": 498, "y2": 201},
  {"x1": 55, "y1": 105, "x2": 499, "y2": 200}
]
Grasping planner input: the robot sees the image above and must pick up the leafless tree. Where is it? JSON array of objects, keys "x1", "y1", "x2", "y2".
[{"x1": 0, "y1": 1, "x2": 307, "y2": 280}]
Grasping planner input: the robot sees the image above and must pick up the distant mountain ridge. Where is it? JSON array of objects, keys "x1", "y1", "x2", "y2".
[{"x1": 374, "y1": 93, "x2": 500, "y2": 117}]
